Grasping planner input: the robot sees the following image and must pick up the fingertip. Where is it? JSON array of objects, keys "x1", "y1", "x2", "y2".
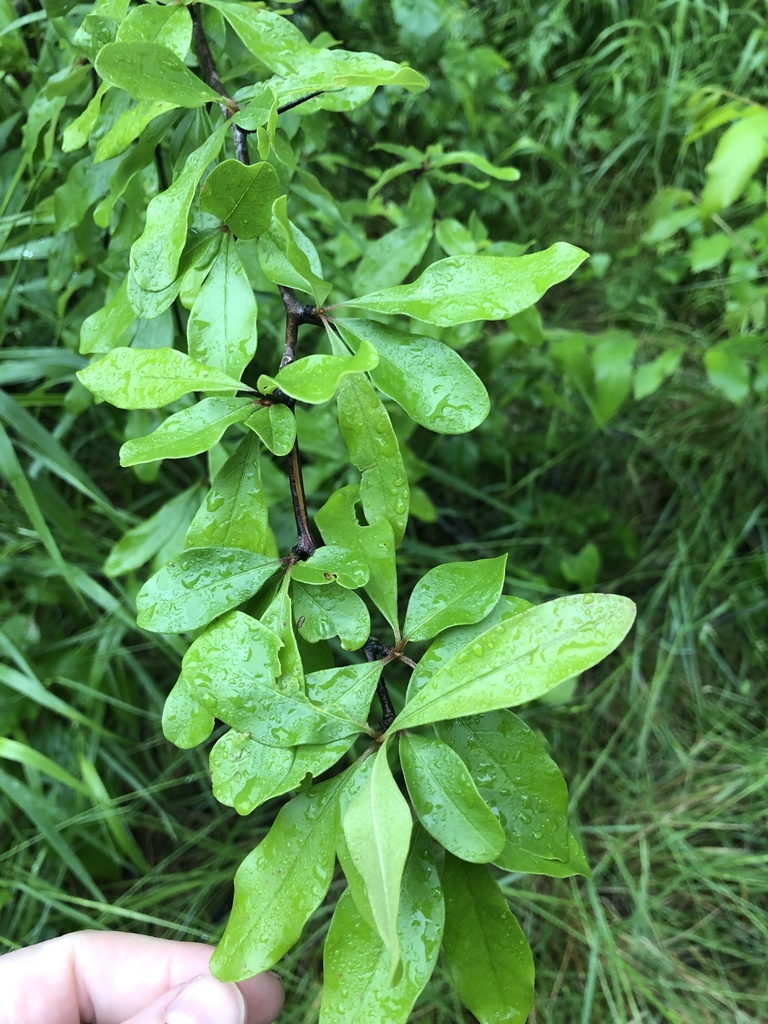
[{"x1": 238, "y1": 970, "x2": 285, "y2": 1024}]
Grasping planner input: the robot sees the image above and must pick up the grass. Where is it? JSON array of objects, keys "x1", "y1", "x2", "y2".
[{"x1": 2, "y1": 1, "x2": 767, "y2": 1022}]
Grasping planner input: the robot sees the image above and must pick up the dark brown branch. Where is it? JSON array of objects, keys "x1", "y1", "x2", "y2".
[
  {"x1": 277, "y1": 90, "x2": 325, "y2": 115},
  {"x1": 365, "y1": 638, "x2": 396, "y2": 731},
  {"x1": 191, "y1": 6, "x2": 250, "y2": 165}
]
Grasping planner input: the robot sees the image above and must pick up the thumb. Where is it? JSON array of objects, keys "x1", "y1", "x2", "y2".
[{"x1": 121, "y1": 973, "x2": 246, "y2": 1024}]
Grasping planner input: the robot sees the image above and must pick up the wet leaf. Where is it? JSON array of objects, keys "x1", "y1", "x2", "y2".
[
  {"x1": 185, "y1": 434, "x2": 269, "y2": 554},
  {"x1": 438, "y1": 710, "x2": 570, "y2": 863},
  {"x1": 294, "y1": 582, "x2": 370, "y2": 650},
  {"x1": 119, "y1": 397, "x2": 253, "y2": 466},
  {"x1": 290, "y1": 544, "x2": 369, "y2": 590},
  {"x1": 187, "y1": 233, "x2": 258, "y2": 379},
  {"x1": 352, "y1": 181, "x2": 434, "y2": 294},
  {"x1": 400, "y1": 733, "x2": 505, "y2": 863},
  {"x1": 442, "y1": 856, "x2": 534, "y2": 1024},
  {"x1": 259, "y1": 342, "x2": 378, "y2": 404},
  {"x1": 394, "y1": 594, "x2": 636, "y2": 729},
  {"x1": 116, "y1": 3, "x2": 192, "y2": 60},
  {"x1": 244, "y1": 404, "x2": 296, "y2": 456},
  {"x1": 341, "y1": 741, "x2": 413, "y2": 967},
  {"x1": 272, "y1": 47, "x2": 427, "y2": 105},
  {"x1": 209, "y1": 731, "x2": 294, "y2": 816},
  {"x1": 136, "y1": 549, "x2": 279, "y2": 633},
  {"x1": 496, "y1": 829, "x2": 590, "y2": 878},
  {"x1": 79, "y1": 277, "x2": 134, "y2": 354},
  {"x1": 202, "y1": 0, "x2": 316, "y2": 76},
  {"x1": 258, "y1": 195, "x2": 331, "y2": 303},
  {"x1": 77, "y1": 347, "x2": 246, "y2": 409},
  {"x1": 403, "y1": 555, "x2": 507, "y2": 642},
  {"x1": 200, "y1": 160, "x2": 281, "y2": 238},
  {"x1": 95, "y1": 42, "x2": 221, "y2": 107},
  {"x1": 342, "y1": 243, "x2": 588, "y2": 326},
  {"x1": 321, "y1": 827, "x2": 443, "y2": 1024},
  {"x1": 162, "y1": 669, "x2": 215, "y2": 748},
  {"x1": 211, "y1": 771, "x2": 348, "y2": 980},
  {"x1": 336, "y1": 318, "x2": 489, "y2": 434},
  {"x1": 130, "y1": 123, "x2": 228, "y2": 292},
  {"x1": 336, "y1": 372, "x2": 409, "y2": 544}
]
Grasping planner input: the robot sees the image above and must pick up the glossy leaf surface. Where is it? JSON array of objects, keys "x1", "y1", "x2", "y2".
[
  {"x1": 403, "y1": 555, "x2": 507, "y2": 642},
  {"x1": 394, "y1": 594, "x2": 636, "y2": 729},
  {"x1": 442, "y1": 856, "x2": 534, "y2": 1024},
  {"x1": 202, "y1": 0, "x2": 316, "y2": 76},
  {"x1": 343, "y1": 243, "x2": 588, "y2": 326},
  {"x1": 244, "y1": 404, "x2": 296, "y2": 456},
  {"x1": 337, "y1": 319, "x2": 489, "y2": 433},
  {"x1": 438, "y1": 710, "x2": 570, "y2": 863},
  {"x1": 200, "y1": 159, "x2": 281, "y2": 238},
  {"x1": 258, "y1": 196, "x2": 331, "y2": 304},
  {"x1": 321, "y1": 828, "x2": 444, "y2": 1024},
  {"x1": 273, "y1": 47, "x2": 427, "y2": 101},
  {"x1": 130, "y1": 124, "x2": 228, "y2": 292},
  {"x1": 95, "y1": 42, "x2": 221, "y2": 107},
  {"x1": 116, "y1": 3, "x2": 192, "y2": 60},
  {"x1": 401, "y1": 733, "x2": 505, "y2": 863},
  {"x1": 119, "y1": 397, "x2": 253, "y2": 466},
  {"x1": 210, "y1": 731, "x2": 294, "y2": 816},
  {"x1": 336, "y1": 372, "x2": 409, "y2": 544},
  {"x1": 184, "y1": 434, "x2": 269, "y2": 554},
  {"x1": 211, "y1": 773, "x2": 346, "y2": 980},
  {"x1": 187, "y1": 233, "x2": 258, "y2": 379},
  {"x1": 78, "y1": 347, "x2": 245, "y2": 409},
  {"x1": 342, "y1": 742, "x2": 413, "y2": 965},
  {"x1": 259, "y1": 342, "x2": 378, "y2": 404},
  {"x1": 136, "y1": 550, "x2": 278, "y2": 633},
  {"x1": 294, "y1": 582, "x2": 370, "y2": 650}
]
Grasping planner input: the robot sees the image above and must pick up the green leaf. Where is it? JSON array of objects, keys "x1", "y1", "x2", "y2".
[
  {"x1": 244, "y1": 403, "x2": 296, "y2": 456},
  {"x1": 211, "y1": 772, "x2": 347, "y2": 980},
  {"x1": 400, "y1": 734, "x2": 505, "y2": 863},
  {"x1": 428, "y1": 148, "x2": 521, "y2": 182},
  {"x1": 78, "y1": 347, "x2": 246, "y2": 410},
  {"x1": 187, "y1": 233, "x2": 258, "y2": 379},
  {"x1": 202, "y1": 0, "x2": 316, "y2": 76},
  {"x1": 633, "y1": 347, "x2": 684, "y2": 400},
  {"x1": 95, "y1": 41, "x2": 221, "y2": 107},
  {"x1": 261, "y1": 581, "x2": 305, "y2": 693},
  {"x1": 704, "y1": 345, "x2": 751, "y2": 403},
  {"x1": 257, "y1": 195, "x2": 331, "y2": 304},
  {"x1": 259, "y1": 342, "x2": 378, "y2": 404},
  {"x1": 119, "y1": 397, "x2": 253, "y2": 466},
  {"x1": 116, "y1": 3, "x2": 192, "y2": 61},
  {"x1": 79, "y1": 277, "x2": 134, "y2": 354},
  {"x1": 294, "y1": 582, "x2": 370, "y2": 650},
  {"x1": 315, "y1": 487, "x2": 400, "y2": 635},
  {"x1": 496, "y1": 829, "x2": 590, "y2": 878},
  {"x1": 185, "y1": 434, "x2": 269, "y2": 554},
  {"x1": 200, "y1": 160, "x2": 281, "y2": 239},
  {"x1": 700, "y1": 111, "x2": 768, "y2": 218},
  {"x1": 341, "y1": 741, "x2": 413, "y2": 967},
  {"x1": 272, "y1": 47, "x2": 428, "y2": 101},
  {"x1": 136, "y1": 550, "x2": 279, "y2": 633},
  {"x1": 341, "y1": 243, "x2": 589, "y2": 326},
  {"x1": 62, "y1": 82, "x2": 109, "y2": 153},
  {"x1": 290, "y1": 544, "x2": 369, "y2": 589},
  {"x1": 104, "y1": 486, "x2": 201, "y2": 577},
  {"x1": 403, "y1": 555, "x2": 507, "y2": 642},
  {"x1": 94, "y1": 99, "x2": 177, "y2": 164},
  {"x1": 352, "y1": 181, "x2": 435, "y2": 294},
  {"x1": 321, "y1": 827, "x2": 443, "y2": 1024},
  {"x1": 273, "y1": 736, "x2": 355, "y2": 795},
  {"x1": 209, "y1": 731, "x2": 294, "y2": 816},
  {"x1": 130, "y1": 123, "x2": 228, "y2": 292},
  {"x1": 336, "y1": 319, "x2": 489, "y2": 433},
  {"x1": 181, "y1": 613, "x2": 377, "y2": 744},
  {"x1": 336, "y1": 372, "x2": 409, "y2": 544},
  {"x1": 162, "y1": 670, "x2": 215, "y2": 749},
  {"x1": 441, "y1": 856, "x2": 534, "y2": 1024},
  {"x1": 438, "y1": 710, "x2": 569, "y2": 863},
  {"x1": 394, "y1": 594, "x2": 636, "y2": 729}
]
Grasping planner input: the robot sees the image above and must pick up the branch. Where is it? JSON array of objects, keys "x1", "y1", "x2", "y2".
[
  {"x1": 365, "y1": 637, "x2": 396, "y2": 732},
  {"x1": 191, "y1": 6, "x2": 249, "y2": 165}
]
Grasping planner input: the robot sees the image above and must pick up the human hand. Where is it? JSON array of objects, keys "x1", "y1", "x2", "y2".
[{"x1": 0, "y1": 930, "x2": 284, "y2": 1024}]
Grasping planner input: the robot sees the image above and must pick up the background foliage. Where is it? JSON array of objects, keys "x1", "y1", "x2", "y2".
[{"x1": 1, "y1": 0, "x2": 766, "y2": 1021}]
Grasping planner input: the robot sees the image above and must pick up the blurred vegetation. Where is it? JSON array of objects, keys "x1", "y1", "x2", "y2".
[{"x1": 1, "y1": 0, "x2": 766, "y2": 1022}]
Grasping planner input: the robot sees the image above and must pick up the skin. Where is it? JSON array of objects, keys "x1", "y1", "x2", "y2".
[{"x1": 0, "y1": 931, "x2": 284, "y2": 1024}]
